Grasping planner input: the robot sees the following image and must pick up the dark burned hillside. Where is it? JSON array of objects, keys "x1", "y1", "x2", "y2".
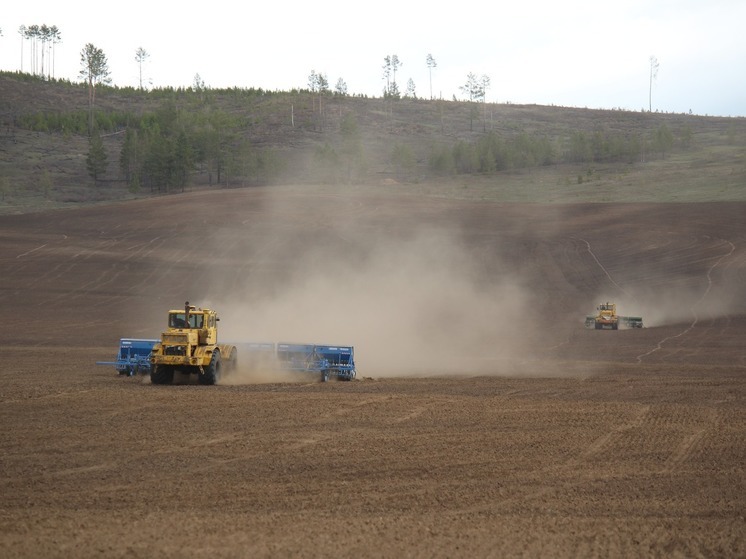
[{"x1": 0, "y1": 72, "x2": 744, "y2": 212}]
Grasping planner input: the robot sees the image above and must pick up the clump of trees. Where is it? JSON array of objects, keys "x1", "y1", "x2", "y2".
[
  {"x1": 428, "y1": 124, "x2": 676, "y2": 176},
  {"x1": 17, "y1": 100, "x2": 281, "y2": 190},
  {"x1": 429, "y1": 132, "x2": 553, "y2": 175},
  {"x1": 310, "y1": 111, "x2": 367, "y2": 184},
  {"x1": 382, "y1": 55, "x2": 403, "y2": 99},
  {"x1": 86, "y1": 130, "x2": 107, "y2": 185},
  {"x1": 18, "y1": 109, "x2": 128, "y2": 134},
  {"x1": 18, "y1": 24, "x2": 62, "y2": 79},
  {"x1": 118, "y1": 103, "x2": 281, "y2": 192}
]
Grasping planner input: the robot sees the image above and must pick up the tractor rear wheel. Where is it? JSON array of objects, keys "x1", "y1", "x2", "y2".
[
  {"x1": 151, "y1": 365, "x2": 174, "y2": 385},
  {"x1": 199, "y1": 350, "x2": 221, "y2": 385}
]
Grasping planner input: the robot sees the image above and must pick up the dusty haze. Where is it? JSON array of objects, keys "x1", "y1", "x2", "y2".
[{"x1": 215, "y1": 224, "x2": 534, "y2": 379}]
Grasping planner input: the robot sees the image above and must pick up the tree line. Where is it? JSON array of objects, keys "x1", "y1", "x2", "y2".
[{"x1": 16, "y1": 91, "x2": 680, "y2": 188}]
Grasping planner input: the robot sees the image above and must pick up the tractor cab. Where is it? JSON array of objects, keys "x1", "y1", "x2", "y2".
[
  {"x1": 597, "y1": 302, "x2": 617, "y2": 320},
  {"x1": 165, "y1": 302, "x2": 218, "y2": 346},
  {"x1": 169, "y1": 311, "x2": 204, "y2": 329}
]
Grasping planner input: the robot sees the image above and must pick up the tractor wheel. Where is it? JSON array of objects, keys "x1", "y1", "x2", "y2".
[
  {"x1": 226, "y1": 348, "x2": 237, "y2": 373},
  {"x1": 199, "y1": 350, "x2": 221, "y2": 385},
  {"x1": 151, "y1": 365, "x2": 174, "y2": 385}
]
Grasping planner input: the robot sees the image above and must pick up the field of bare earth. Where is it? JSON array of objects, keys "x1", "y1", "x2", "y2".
[{"x1": 1, "y1": 186, "x2": 744, "y2": 558}]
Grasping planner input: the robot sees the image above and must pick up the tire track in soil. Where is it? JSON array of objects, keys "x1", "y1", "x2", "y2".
[
  {"x1": 4, "y1": 223, "x2": 168, "y2": 308},
  {"x1": 635, "y1": 239, "x2": 736, "y2": 363},
  {"x1": 14, "y1": 242, "x2": 50, "y2": 259},
  {"x1": 3, "y1": 236, "x2": 73, "y2": 295},
  {"x1": 661, "y1": 408, "x2": 719, "y2": 475},
  {"x1": 575, "y1": 237, "x2": 635, "y2": 298},
  {"x1": 30, "y1": 433, "x2": 248, "y2": 480},
  {"x1": 545, "y1": 237, "x2": 635, "y2": 353},
  {"x1": 450, "y1": 399, "x2": 721, "y2": 519},
  {"x1": 572, "y1": 403, "x2": 721, "y2": 478},
  {"x1": 577, "y1": 404, "x2": 652, "y2": 461}
]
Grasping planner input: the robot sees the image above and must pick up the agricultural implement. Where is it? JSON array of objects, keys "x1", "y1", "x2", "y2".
[
  {"x1": 276, "y1": 343, "x2": 356, "y2": 382},
  {"x1": 96, "y1": 338, "x2": 158, "y2": 376},
  {"x1": 237, "y1": 342, "x2": 356, "y2": 382},
  {"x1": 585, "y1": 302, "x2": 643, "y2": 330}
]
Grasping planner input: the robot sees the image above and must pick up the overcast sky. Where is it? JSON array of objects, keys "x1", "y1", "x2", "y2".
[{"x1": 2, "y1": 0, "x2": 744, "y2": 116}]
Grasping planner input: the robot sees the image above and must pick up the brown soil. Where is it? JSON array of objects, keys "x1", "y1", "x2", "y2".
[{"x1": 1, "y1": 186, "x2": 744, "y2": 558}]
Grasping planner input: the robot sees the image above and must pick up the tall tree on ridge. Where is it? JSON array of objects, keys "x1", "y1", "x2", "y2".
[
  {"x1": 648, "y1": 55, "x2": 659, "y2": 112},
  {"x1": 480, "y1": 74, "x2": 491, "y2": 131},
  {"x1": 39, "y1": 24, "x2": 49, "y2": 77},
  {"x1": 391, "y1": 54, "x2": 402, "y2": 98},
  {"x1": 460, "y1": 72, "x2": 488, "y2": 131},
  {"x1": 382, "y1": 55, "x2": 402, "y2": 98},
  {"x1": 382, "y1": 56, "x2": 391, "y2": 95},
  {"x1": 18, "y1": 26, "x2": 26, "y2": 72},
  {"x1": 426, "y1": 53, "x2": 437, "y2": 99},
  {"x1": 49, "y1": 26, "x2": 62, "y2": 79},
  {"x1": 79, "y1": 43, "x2": 111, "y2": 135},
  {"x1": 135, "y1": 47, "x2": 150, "y2": 90}
]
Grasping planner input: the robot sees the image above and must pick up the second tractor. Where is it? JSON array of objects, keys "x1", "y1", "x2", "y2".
[{"x1": 585, "y1": 302, "x2": 643, "y2": 330}]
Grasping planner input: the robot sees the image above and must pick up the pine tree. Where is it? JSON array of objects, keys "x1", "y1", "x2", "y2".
[
  {"x1": 86, "y1": 130, "x2": 108, "y2": 185},
  {"x1": 79, "y1": 43, "x2": 111, "y2": 135}
]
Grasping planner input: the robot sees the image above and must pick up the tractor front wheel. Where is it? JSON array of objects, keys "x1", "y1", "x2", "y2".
[
  {"x1": 199, "y1": 350, "x2": 221, "y2": 385},
  {"x1": 151, "y1": 365, "x2": 174, "y2": 385}
]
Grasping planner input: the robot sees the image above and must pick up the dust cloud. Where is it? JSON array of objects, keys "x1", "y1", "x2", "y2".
[
  {"x1": 633, "y1": 283, "x2": 740, "y2": 328},
  {"x1": 213, "y1": 225, "x2": 535, "y2": 380}
]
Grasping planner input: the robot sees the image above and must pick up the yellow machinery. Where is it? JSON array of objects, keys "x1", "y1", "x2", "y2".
[
  {"x1": 585, "y1": 302, "x2": 643, "y2": 330},
  {"x1": 150, "y1": 301, "x2": 237, "y2": 385}
]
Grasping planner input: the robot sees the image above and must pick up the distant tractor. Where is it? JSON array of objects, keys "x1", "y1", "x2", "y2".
[
  {"x1": 585, "y1": 302, "x2": 643, "y2": 330},
  {"x1": 149, "y1": 301, "x2": 237, "y2": 385}
]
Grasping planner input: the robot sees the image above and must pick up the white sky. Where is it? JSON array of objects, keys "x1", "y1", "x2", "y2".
[{"x1": 2, "y1": 0, "x2": 744, "y2": 116}]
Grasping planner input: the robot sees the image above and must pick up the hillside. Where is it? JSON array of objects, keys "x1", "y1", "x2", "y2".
[{"x1": 0, "y1": 72, "x2": 744, "y2": 213}]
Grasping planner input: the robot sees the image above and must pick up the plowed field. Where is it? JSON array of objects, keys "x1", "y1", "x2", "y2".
[{"x1": 1, "y1": 186, "x2": 744, "y2": 558}]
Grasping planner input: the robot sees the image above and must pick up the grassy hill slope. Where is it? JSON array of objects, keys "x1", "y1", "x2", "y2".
[{"x1": 0, "y1": 73, "x2": 744, "y2": 213}]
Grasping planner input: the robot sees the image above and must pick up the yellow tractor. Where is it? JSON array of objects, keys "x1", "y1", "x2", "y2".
[
  {"x1": 150, "y1": 301, "x2": 237, "y2": 385},
  {"x1": 585, "y1": 302, "x2": 643, "y2": 330}
]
